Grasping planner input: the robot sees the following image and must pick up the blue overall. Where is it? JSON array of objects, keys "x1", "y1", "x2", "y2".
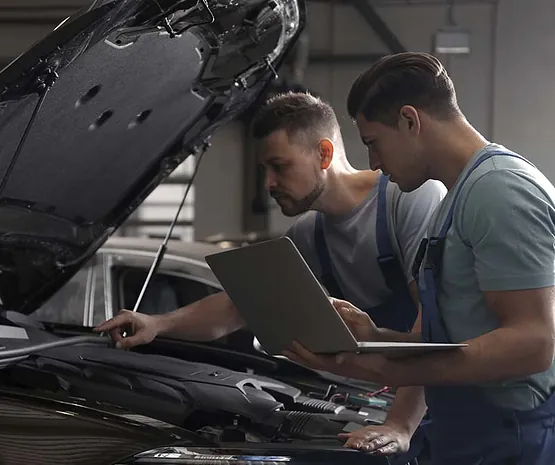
[
  {"x1": 314, "y1": 174, "x2": 418, "y2": 333},
  {"x1": 414, "y1": 150, "x2": 555, "y2": 464}
]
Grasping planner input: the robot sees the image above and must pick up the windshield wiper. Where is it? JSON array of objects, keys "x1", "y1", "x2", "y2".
[{"x1": 0, "y1": 335, "x2": 111, "y2": 366}]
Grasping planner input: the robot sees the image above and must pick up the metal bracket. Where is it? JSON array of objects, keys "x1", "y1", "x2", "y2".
[{"x1": 349, "y1": 0, "x2": 406, "y2": 54}]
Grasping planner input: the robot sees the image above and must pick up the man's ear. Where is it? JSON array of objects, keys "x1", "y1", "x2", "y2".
[
  {"x1": 318, "y1": 139, "x2": 334, "y2": 169},
  {"x1": 399, "y1": 105, "x2": 421, "y2": 135}
]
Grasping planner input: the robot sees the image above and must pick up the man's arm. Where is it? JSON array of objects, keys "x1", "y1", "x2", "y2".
[
  {"x1": 287, "y1": 170, "x2": 555, "y2": 387},
  {"x1": 339, "y1": 322, "x2": 427, "y2": 455},
  {"x1": 95, "y1": 291, "x2": 246, "y2": 348},
  {"x1": 156, "y1": 291, "x2": 245, "y2": 341},
  {"x1": 382, "y1": 285, "x2": 555, "y2": 386},
  {"x1": 376, "y1": 311, "x2": 426, "y2": 435},
  {"x1": 383, "y1": 170, "x2": 555, "y2": 385},
  {"x1": 288, "y1": 281, "x2": 555, "y2": 387}
]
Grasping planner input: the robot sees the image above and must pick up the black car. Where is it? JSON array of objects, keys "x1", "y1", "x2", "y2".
[{"x1": 0, "y1": 1, "x2": 419, "y2": 464}]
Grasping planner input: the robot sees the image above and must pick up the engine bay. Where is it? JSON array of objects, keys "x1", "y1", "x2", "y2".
[{"x1": 0, "y1": 334, "x2": 391, "y2": 446}]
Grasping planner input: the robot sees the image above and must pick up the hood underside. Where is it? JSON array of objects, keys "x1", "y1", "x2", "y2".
[{"x1": 0, "y1": 0, "x2": 305, "y2": 314}]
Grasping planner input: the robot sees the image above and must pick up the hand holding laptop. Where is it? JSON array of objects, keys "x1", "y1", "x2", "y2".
[
  {"x1": 330, "y1": 297, "x2": 380, "y2": 342},
  {"x1": 282, "y1": 339, "x2": 388, "y2": 384}
]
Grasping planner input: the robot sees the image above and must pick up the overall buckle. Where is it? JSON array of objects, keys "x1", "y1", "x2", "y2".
[
  {"x1": 412, "y1": 238, "x2": 428, "y2": 281},
  {"x1": 412, "y1": 237, "x2": 445, "y2": 281},
  {"x1": 425, "y1": 237, "x2": 445, "y2": 276},
  {"x1": 377, "y1": 254, "x2": 406, "y2": 291}
]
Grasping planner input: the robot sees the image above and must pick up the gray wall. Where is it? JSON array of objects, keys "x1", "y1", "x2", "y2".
[
  {"x1": 266, "y1": 0, "x2": 555, "y2": 235},
  {"x1": 194, "y1": 122, "x2": 245, "y2": 241},
  {"x1": 493, "y1": 0, "x2": 555, "y2": 178}
]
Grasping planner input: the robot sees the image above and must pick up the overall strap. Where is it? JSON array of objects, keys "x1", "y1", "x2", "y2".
[
  {"x1": 438, "y1": 150, "x2": 533, "y2": 238},
  {"x1": 376, "y1": 174, "x2": 393, "y2": 256},
  {"x1": 314, "y1": 213, "x2": 345, "y2": 299},
  {"x1": 414, "y1": 149, "x2": 531, "y2": 279},
  {"x1": 416, "y1": 150, "x2": 533, "y2": 343},
  {"x1": 376, "y1": 174, "x2": 407, "y2": 292}
]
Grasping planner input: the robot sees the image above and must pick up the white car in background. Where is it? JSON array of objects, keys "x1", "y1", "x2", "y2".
[{"x1": 29, "y1": 237, "x2": 258, "y2": 353}]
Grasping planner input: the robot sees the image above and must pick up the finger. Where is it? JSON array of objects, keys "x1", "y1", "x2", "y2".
[
  {"x1": 289, "y1": 341, "x2": 332, "y2": 370},
  {"x1": 335, "y1": 351, "x2": 357, "y2": 365},
  {"x1": 282, "y1": 349, "x2": 322, "y2": 371},
  {"x1": 329, "y1": 297, "x2": 354, "y2": 311},
  {"x1": 94, "y1": 311, "x2": 133, "y2": 332},
  {"x1": 282, "y1": 350, "x2": 302, "y2": 364},
  {"x1": 372, "y1": 442, "x2": 398, "y2": 455},
  {"x1": 366, "y1": 435, "x2": 395, "y2": 452},
  {"x1": 335, "y1": 305, "x2": 356, "y2": 320},
  {"x1": 344, "y1": 430, "x2": 382, "y2": 443},
  {"x1": 109, "y1": 328, "x2": 125, "y2": 343},
  {"x1": 344, "y1": 437, "x2": 375, "y2": 450},
  {"x1": 115, "y1": 333, "x2": 145, "y2": 349}
]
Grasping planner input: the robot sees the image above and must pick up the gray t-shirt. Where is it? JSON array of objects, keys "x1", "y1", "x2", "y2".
[
  {"x1": 422, "y1": 143, "x2": 555, "y2": 410},
  {"x1": 286, "y1": 179, "x2": 447, "y2": 310}
]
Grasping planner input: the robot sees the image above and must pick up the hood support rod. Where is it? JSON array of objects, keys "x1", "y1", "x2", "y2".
[
  {"x1": 0, "y1": 66, "x2": 58, "y2": 196},
  {"x1": 132, "y1": 139, "x2": 210, "y2": 313}
]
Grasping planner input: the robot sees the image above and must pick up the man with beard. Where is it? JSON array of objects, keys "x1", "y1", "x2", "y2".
[
  {"x1": 96, "y1": 91, "x2": 445, "y2": 345},
  {"x1": 95, "y1": 92, "x2": 446, "y2": 458}
]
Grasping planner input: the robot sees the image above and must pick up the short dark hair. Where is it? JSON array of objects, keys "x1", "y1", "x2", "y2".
[
  {"x1": 252, "y1": 92, "x2": 339, "y2": 144},
  {"x1": 347, "y1": 52, "x2": 460, "y2": 127}
]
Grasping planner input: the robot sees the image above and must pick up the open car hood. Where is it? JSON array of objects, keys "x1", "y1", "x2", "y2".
[{"x1": 0, "y1": 0, "x2": 305, "y2": 314}]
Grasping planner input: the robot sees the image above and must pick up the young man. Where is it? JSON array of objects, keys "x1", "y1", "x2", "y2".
[{"x1": 284, "y1": 53, "x2": 555, "y2": 464}]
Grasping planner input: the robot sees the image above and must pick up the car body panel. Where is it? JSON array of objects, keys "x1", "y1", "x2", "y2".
[
  {"x1": 0, "y1": 388, "x2": 202, "y2": 465},
  {"x1": 0, "y1": 0, "x2": 305, "y2": 315}
]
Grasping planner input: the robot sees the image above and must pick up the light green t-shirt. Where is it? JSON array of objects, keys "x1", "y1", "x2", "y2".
[{"x1": 423, "y1": 143, "x2": 555, "y2": 410}]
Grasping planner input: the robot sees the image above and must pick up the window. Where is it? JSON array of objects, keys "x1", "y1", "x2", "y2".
[
  {"x1": 32, "y1": 259, "x2": 96, "y2": 325},
  {"x1": 116, "y1": 266, "x2": 256, "y2": 353},
  {"x1": 118, "y1": 267, "x2": 220, "y2": 315}
]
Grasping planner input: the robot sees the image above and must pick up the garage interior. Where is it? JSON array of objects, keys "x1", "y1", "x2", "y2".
[
  {"x1": 1, "y1": 1, "x2": 555, "y2": 464},
  {"x1": 3, "y1": 0, "x2": 553, "y2": 246}
]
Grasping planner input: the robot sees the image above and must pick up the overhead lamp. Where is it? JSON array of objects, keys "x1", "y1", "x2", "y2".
[{"x1": 434, "y1": 27, "x2": 471, "y2": 55}]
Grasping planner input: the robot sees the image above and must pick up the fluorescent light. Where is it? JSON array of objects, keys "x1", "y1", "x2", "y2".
[{"x1": 434, "y1": 29, "x2": 471, "y2": 55}]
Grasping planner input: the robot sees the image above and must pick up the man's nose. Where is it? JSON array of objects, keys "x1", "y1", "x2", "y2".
[
  {"x1": 264, "y1": 170, "x2": 277, "y2": 191},
  {"x1": 368, "y1": 152, "x2": 381, "y2": 172}
]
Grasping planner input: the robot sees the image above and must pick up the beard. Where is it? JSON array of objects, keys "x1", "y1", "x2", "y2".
[{"x1": 272, "y1": 177, "x2": 325, "y2": 217}]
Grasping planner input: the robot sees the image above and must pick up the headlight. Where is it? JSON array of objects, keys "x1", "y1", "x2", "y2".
[
  {"x1": 119, "y1": 447, "x2": 292, "y2": 464},
  {"x1": 114, "y1": 445, "x2": 388, "y2": 465},
  {"x1": 264, "y1": 0, "x2": 302, "y2": 64}
]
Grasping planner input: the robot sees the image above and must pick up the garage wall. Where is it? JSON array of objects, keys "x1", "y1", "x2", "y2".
[
  {"x1": 194, "y1": 121, "x2": 245, "y2": 241},
  {"x1": 493, "y1": 0, "x2": 555, "y2": 178},
  {"x1": 268, "y1": 0, "x2": 555, "y2": 234}
]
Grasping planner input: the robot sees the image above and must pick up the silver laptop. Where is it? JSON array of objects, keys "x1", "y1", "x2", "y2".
[{"x1": 205, "y1": 237, "x2": 466, "y2": 356}]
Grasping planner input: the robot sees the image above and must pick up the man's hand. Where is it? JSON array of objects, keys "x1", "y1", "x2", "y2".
[
  {"x1": 339, "y1": 423, "x2": 411, "y2": 455},
  {"x1": 330, "y1": 298, "x2": 379, "y2": 341},
  {"x1": 282, "y1": 341, "x2": 386, "y2": 383},
  {"x1": 94, "y1": 310, "x2": 161, "y2": 349}
]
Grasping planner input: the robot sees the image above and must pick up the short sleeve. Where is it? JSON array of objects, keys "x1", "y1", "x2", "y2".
[
  {"x1": 460, "y1": 170, "x2": 555, "y2": 291},
  {"x1": 394, "y1": 180, "x2": 447, "y2": 282},
  {"x1": 284, "y1": 225, "x2": 295, "y2": 242}
]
